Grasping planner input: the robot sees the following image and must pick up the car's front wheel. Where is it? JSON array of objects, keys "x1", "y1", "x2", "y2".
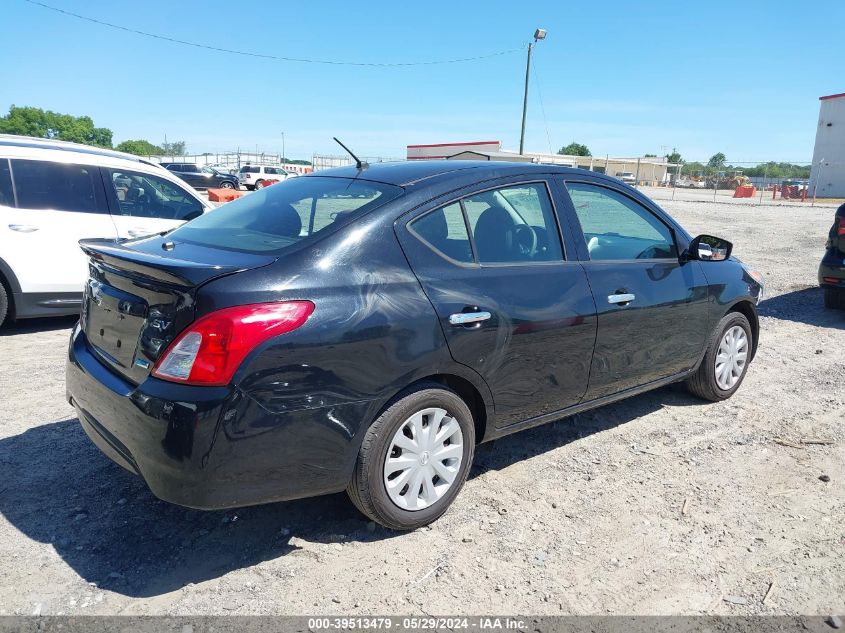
[
  {"x1": 686, "y1": 312, "x2": 753, "y2": 402},
  {"x1": 347, "y1": 383, "x2": 475, "y2": 530},
  {"x1": 823, "y1": 287, "x2": 845, "y2": 310}
]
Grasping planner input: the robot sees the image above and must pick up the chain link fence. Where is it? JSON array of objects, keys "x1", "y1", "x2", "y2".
[{"x1": 638, "y1": 160, "x2": 844, "y2": 207}]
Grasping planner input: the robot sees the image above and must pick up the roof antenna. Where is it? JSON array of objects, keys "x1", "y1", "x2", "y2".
[{"x1": 333, "y1": 137, "x2": 368, "y2": 169}]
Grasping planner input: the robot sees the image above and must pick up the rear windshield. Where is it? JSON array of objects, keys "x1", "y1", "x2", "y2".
[{"x1": 168, "y1": 176, "x2": 403, "y2": 253}]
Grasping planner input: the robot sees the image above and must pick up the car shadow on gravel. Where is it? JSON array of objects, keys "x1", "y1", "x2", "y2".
[
  {"x1": 759, "y1": 286, "x2": 844, "y2": 329},
  {"x1": 469, "y1": 382, "x2": 699, "y2": 477},
  {"x1": 0, "y1": 315, "x2": 78, "y2": 336},
  {"x1": 0, "y1": 385, "x2": 702, "y2": 598},
  {"x1": 0, "y1": 416, "x2": 394, "y2": 598}
]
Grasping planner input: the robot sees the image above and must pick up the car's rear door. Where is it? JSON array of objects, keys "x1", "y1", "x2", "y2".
[
  {"x1": 396, "y1": 178, "x2": 597, "y2": 429},
  {"x1": 1, "y1": 157, "x2": 116, "y2": 295},
  {"x1": 554, "y1": 177, "x2": 710, "y2": 399},
  {"x1": 102, "y1": 167, "x2": 206, "y2": 239}
]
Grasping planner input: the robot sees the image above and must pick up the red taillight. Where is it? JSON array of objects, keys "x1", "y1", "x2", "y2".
[
  {"x1": 838, "y1": 217, "x2": 845, "y2": 236},
  {"x1": 151, "y1": 301, "x2": 314, "y2": 386}
]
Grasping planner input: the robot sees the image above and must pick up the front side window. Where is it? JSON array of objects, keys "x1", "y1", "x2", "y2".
[
  {"x1": 11, "y1": 159, "x2": 105, "y2": 213},
  {"x1": 107, "y1": 168, "x2": 203, "y2": 221},
  {"x1": 167, "y1": 176, "x2": 403, "y2": 253},
  {"x1": 566, "y1": 182, "x2": 677, "y2": 261}
]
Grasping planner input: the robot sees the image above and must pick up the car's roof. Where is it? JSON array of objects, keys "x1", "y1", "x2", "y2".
[
  {"x1": 0, "y1": 134, "x2": 159, "y2": 166},
  {"x1": 309, "y1": 160, "x2": 588, "y2": 187}
]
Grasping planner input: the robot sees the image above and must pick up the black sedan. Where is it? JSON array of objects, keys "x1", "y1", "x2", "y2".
[
  {"x1": 819, "y1": 202, "x2": 845, "y2": 309},
  {"x1": 161, "y1": 163, "x2": 239, "y2": 190},
  {"x1": 66, "y1": 161, "x2": 764, "y2": 530}
]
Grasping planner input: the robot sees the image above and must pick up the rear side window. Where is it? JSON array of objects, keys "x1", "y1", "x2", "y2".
[
  {"x1": 0, "y1": 159, "x2": 13, "y2": 207},
  {"x1": 106, "y1": 168, "x2": 203, "y2": 221},
  {"x1": 239, "y1": 166, "x2": 259, "y2": 174},
  {"x1": 566, "y1": 182, "x2": 677, "y2": 260},
  {"x1": 412, "y1": 182, "x2": 564, "y2": 265},
  {"x1": 167, "y1": 176, "x2": 403, "y2": 253},
  {"x1": 410, "y1": 203, "x2": 472, "y2": 263},
  {"x1": 11, "y1": 159, "x2": 106, "y2": 213},
  {"x1": 463, "y1": 184, "x2": 563, "y2": 264}
]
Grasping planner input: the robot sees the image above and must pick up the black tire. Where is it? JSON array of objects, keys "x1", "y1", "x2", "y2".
[
  {"x1": 0, "y1": 282, "x2": 8, "y2": 328},
  {"x1": 823, "y1": 287, "x2": 845, "y2": 310},
  {"x1": 686, "y1": 312, "x2": 753, "y2": 402},
  {"x1": 347, "y1": 382, "x2": 475, "y2": 530},
  {"x1": 255, "y1": 180, "x2": 265, "y2": 190},
  {"x1": 220, "y1": 181, "x2": 235, "y2": 189}
]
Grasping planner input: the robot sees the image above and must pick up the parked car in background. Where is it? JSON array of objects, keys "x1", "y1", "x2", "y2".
[
  {"x1": 161, "y1": 163, "x2": 239, "y2": 190},
  {"x1": 819, "y1": 202, "x2": 845, "y2": 309},
  {"x1": 0, "y1": 135, "x2": 212, "y2": 327},
  {"x1": 238, "y1": 165, "x2": 289, "y2": 190},
  {"x1": 66, "y1": 160, "x2": 763, "y2": 530},
  {"x1": 676, "y1": 177, "x2": 707, "y2": 189},
  {"x1": 615, "y1": 171, "x2": 637, "y2": 186}
]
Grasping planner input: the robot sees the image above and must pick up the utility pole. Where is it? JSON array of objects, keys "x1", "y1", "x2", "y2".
[{"x1": 519, "y1": 28, "x2": 546, "y2": 155}]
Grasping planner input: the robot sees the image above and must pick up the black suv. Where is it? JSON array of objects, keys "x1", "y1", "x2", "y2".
[
  {"x1": 819, "y1": 202, "x2": 845, "y2": 309},
  {"x1": 66, "y1": 161, "x2": 763, "y2": 529},
  {"x1": 161, "y1": 163, "x2": 239, "y2": 190}
]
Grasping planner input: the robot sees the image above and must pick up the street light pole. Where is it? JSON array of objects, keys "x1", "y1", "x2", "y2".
[
  {"x1": 519, "y1": 28, "x2": 546, "y2": 156},
  {"x1": 281, "y1": 131, "x2": 286, "y2": 167}
]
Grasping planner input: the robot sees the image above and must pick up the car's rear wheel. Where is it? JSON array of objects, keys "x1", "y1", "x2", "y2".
[
  {"x1": 0, "y1": 282, "x2": 8, "y2": 327},
  {"x1": 220, "y1": 181, "x2": 235, "y2": 189},
  {"x1": 347, "y1": 383, "x2": 475, "y2": 530},
  {"x1": 686, "y1": 312, "x2": 752, "y2": 402},
  {"x1": 823, "y1": 287, "x2": 845, "y2": 310}
]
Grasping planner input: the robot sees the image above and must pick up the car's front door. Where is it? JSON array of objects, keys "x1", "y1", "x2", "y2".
[
  {"x1": 557, "y1": 179, "x2": 710, "y2": 399},
  {"x1": 1, "y1": 158, "x2": 116, "y2": 294},
  {"x1": 102, "y1": 167, "x2": 206, "y2": 239},
  {"x1": 396, "y1": 180, "x2": 597, "y2": 428}
]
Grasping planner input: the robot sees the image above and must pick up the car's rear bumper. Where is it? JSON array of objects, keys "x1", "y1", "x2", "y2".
[
  {"x1": 819, "y1": 249, "x2": 845, "y2": 287},
  {"x1": 66, "y1": 324, "x2": 367, "y2": 510}
]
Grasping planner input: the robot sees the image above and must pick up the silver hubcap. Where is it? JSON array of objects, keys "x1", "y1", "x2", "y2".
[
  {"x1": 715, "y1": 325, "x2": 748, "y2": 390},
  {"x1": 383, "y1": 407, "x2": 463, "y2": 511}
]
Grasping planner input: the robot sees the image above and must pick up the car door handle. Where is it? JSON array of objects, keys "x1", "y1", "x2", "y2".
[
  {"x1": 9, "y1": 224, "x2": 39, "y2": 233},
  {"x1": 449, "y1": 311, "x2": 491, "y2": 326},
  {"x1": 608, "y1": 293, "x2": 636, "y2": 305}
]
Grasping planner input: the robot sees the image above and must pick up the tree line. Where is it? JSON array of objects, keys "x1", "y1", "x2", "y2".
[{"x1": 558, "y1": 143, "x2": 810, "y2": 179}]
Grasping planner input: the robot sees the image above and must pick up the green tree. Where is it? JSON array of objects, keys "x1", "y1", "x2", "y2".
[
  {"x1": 161, "y1": 140, "x2": 187, "y2": 155},
  {"x1": 644, "y1": 153, "x2": 657, "y2": 158},
  {"x1": 115, "y1": 139, "x2": 163, "y2": 155},
  {"x1": 666, "y1": 149, "x2": 683, "y2": 164},
  {"x1": 558, "y1": 142, "x2": 591, "y2": 157},
  {"x1": 0, "y1": 105, "x2": 112, "y2": 148},
  {"x1": 707, "y1": 152, "x2": 727, "y2": 169}
]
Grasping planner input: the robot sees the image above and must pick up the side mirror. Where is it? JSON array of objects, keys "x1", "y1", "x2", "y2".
[{"x1": 686, "y1": 234, "x2": 732, "y2": 261}]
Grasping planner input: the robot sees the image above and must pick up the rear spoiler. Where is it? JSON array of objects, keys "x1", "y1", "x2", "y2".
[{"x1": 79, "y1": 238, "x2": 276, "y2": 287}]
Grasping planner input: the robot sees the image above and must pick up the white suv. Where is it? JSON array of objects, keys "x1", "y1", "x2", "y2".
[
  {"x1": 0, "y1": 135, "x2": 212, "y2": 327},
  {"x1": 237, "y1": 164, "x2": 290, "y2": 190}
]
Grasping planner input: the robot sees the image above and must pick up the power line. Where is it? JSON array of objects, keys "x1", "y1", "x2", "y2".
[{"x1": 23, "y1": 0, "x2": 525, "y2": 67}]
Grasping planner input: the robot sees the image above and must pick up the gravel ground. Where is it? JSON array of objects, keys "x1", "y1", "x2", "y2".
[{"x1": 0, "y1": 196, "x2": 842, "y2": 617}]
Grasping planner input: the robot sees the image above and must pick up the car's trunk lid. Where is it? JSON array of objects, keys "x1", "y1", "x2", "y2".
[{"x1": 79, "y1": 236, "x2": 276, "y2": 384}]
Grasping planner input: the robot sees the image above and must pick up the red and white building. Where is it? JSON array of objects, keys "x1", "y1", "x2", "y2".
[{"x1": 406, "y1": 140, "x2": 675, "y2": 184}]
